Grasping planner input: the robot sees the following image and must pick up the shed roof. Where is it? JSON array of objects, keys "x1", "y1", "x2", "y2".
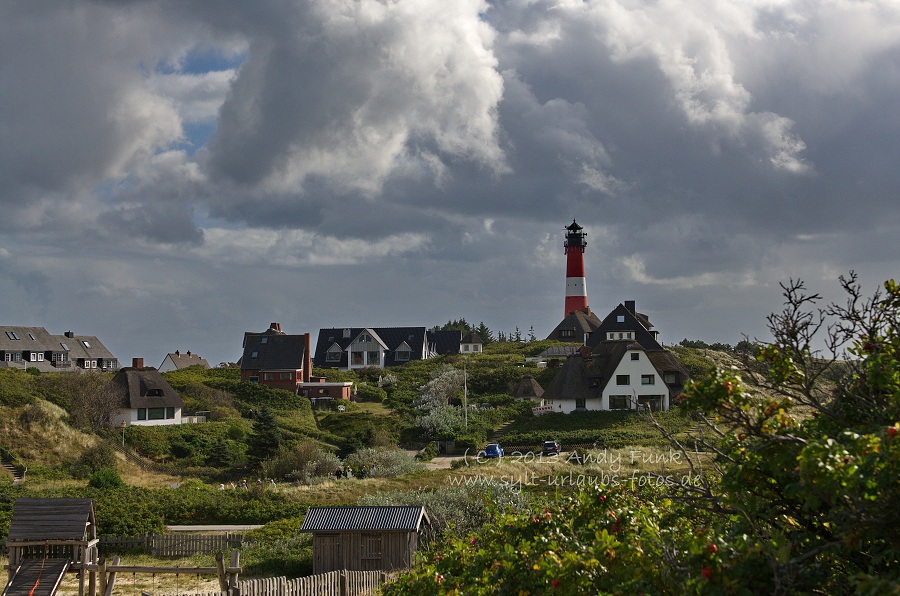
[
  {"x1": 301, "y1": 505, "x2": 430, "y2": 533},
  {"x1": 7, "y1": 498, "x2": 96, "y2": 542}
]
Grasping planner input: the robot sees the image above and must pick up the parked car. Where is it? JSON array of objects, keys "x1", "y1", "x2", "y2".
[
  {"x1": 482, "y1": 443, "x2": 504, "y2": 459},
  {"x1": 542, "y1": 440, "x2": 561, "y2": 456}
]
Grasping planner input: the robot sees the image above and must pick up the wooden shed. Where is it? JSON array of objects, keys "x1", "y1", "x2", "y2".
[
  {"x1": 3, "y1": 498, "x2": 98, "y2": 596},
  {"x1": 300, "y1": 505, "x2": 430, "y2": 574}
]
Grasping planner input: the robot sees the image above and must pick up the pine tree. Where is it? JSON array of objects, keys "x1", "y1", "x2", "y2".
[{"x1": 248, "y1": 405, "x2": 282, "y2": 461}]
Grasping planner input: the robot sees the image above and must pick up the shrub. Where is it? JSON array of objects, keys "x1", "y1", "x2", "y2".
[
  {"x1": 88, "y1": 468, "x2": 125, "y2": 489},
  {"x1": 260, "y1": 441, "x2": 341, "y2": 483},
  {"x1": 354, "y1": 383, "x2": 387, "y2": 402},
  {"x1": 344, "y1": 447, "x2": 425, "y2": 478},
  {"x1": 71, "y1": 443, "x2": 118, "y2": 478}
]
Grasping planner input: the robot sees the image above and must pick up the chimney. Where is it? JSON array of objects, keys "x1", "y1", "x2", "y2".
[
  {"x1": 65, "y1": 331, "x2": 74, "y2": 338},
  {"x1": 132, "y1": 357, "x2": 144, "y2": 368},
  {"x1": 270, "y1": 322, "x2": 282, "y2": 332},
  {"x1": 175, "y1": 350, "x2": 180, "y2": 356},
  {"x1": 625, "y1": 300, "x2": 636, "y2": 314},
  {"x1": 187, "y1": 350, "x2": 192, "y2": 357}
]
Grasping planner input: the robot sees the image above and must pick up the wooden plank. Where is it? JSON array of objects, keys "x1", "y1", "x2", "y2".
[{"x1": 2, "y1": 558, "x2": 69, "y2": 596}]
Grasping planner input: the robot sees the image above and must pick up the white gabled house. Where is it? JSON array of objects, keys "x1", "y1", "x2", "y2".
[
  {"x1": 314, "y1": 327, "x2": 462, "y2": 370},
  {"x1": 541, "y1": 341, "x2": 689, "y2": 413}
]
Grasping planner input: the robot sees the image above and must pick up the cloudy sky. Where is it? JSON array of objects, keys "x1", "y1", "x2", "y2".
[{"x1": 2, "y1": 0, "x2": 898, "y2": 368}]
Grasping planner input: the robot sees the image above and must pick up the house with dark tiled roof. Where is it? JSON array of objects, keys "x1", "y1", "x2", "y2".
[
  {"x1": 545, "y1": 307, "x2": 603, "y2": 343},
  {"x1": 111, "y1": 359, "x2": 184, "y2": 426},
  {"x1": 314, "y1": 327, "x2": 460, "y2": 371},
  {"x1": 541, "y1": 340, "x2": 689, "y2": 413},
  {"x1": 460, "y1": 331, "x2": 483, "y2": 354},
  {"x1": 158, "y1": 350, "x2": 210, "y2": 372},
  {"x1": 239, "y1": 323, "x2": 312, "y2": 392},
  {"x1": 588, "y1": 300, "x2": 663, "y2": 352},
  {"x1": 301, "y1": 505, "x2": 431, "y2": 573},
  {"x1": 0, "y1": 326, "x2": 118, "y2": 373}
]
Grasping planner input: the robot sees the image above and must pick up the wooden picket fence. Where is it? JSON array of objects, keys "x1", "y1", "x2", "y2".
[
  {"x1": 100, "y1": 533, "x2": 247, "y2": 557},
  {"x1": 151, "y1": 571, "x2": 389, "y2": 596},
  {"x1": 238, "y1": 571, "x2": 389, "y2": 596}
]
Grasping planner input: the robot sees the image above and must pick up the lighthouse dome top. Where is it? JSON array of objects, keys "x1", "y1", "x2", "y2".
[{"x1": 565, "y1": 219, "x2": 584, "y2": 232}]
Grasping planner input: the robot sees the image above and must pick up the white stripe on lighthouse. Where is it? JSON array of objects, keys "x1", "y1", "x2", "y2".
[{"x1": 566, "y1": 277, "x2": 586, "y2": 296}]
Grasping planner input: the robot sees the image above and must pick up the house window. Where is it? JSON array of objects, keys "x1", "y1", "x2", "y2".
[
  {"x1": 82, "y1": 340, "x2": 91, "y2": 348},
  {"x1": 626, "y1": 332, "x2": 632, "y2": 339},
  {"x1": 589, "y1": 377, "x2": 601, "y2": 388},
  {"x1": 249, "y1": 375, "x2": 259, "y2": 383},
  {"x1": 359, "y1": 334, "x2": 371, "y2": 343},
  {"x1": 575, "y1": 398, "x2": 586, "y2": 409},
  {"x1": 617, "y1": 333, "x2": 623, "y2": 339},
  {"x1": 60, "y1": 343, "x2": 70, "y2": 351},
  {"x1": 146, "y1": 388, "x2": 163, "y2": 396},
  {"x1": 607, "y1": 333, "x2": 616, "y2": 340},
  {"x1": 560, "y1": 329, "x2": 575, "y2": 338},
  {"x1": 367, "y1": 351, "x2": 380, "y2": 364},
  {"x1": 264, "y1": 373, "x2": 274, "y2": 380},
  {"x1": 630, "y1": 353, "x2": 639, "y2": 361},
  {"x1": 137, "y1": 408, "x2": 147, "y2": 420},
  {"x1": 638, "y1": 396, "x2": 661, "y2": 411},
  {"x1": 260, "y1": 337, "x2": 268, "y2": 344},
  {"x1": 5, "y1": 332, "x2": 20, "y2": 340},
  {"x1": 395, "y1": 350, "x2": 411, "y2": 361},
  {"x1": 664, "y1": 372, "x2": 679, "y2": 384},
  {"x1": 251, "y1": 351, "x2": 259, "y2": 358},
  {"x1": 166, "y1": 407, "x2": 175, "y2": 419},
  {"x1": 351, "y1": 351, "x2": 364, "y2": 365},
  {"x1": 28, "y1": 352, "x2": 41, "y2": 362},
  {"x1": 361, "y1": 533, "x2": 383, "y2": 562},
  {"x1": 616, "y1": 315, "x2": 625, "y2": 323},
  {"x1": 326, "y1": 349, "x2": 341, "y2": 362},
  {"x1": 463, "y1": 345, "x2": 470, "y2": 352},
  {"x1": 609, "y1": 395, "x2": 630, "y2": 410},
  {"x1": 148, "y1": 407, "x2": 166, "y2": 420},
  {"x1": 641, "y1": 375, "x2": 655, "y2": 385},
  {"x1": 616, "y1": 375, "x2": 630, "y2": 385},
  {"x1": 280, "y1": 372, "x2": 292, "y2": 380},
  {"x1": 28, "y1": 333, "x2": 36, "y2": 340}
]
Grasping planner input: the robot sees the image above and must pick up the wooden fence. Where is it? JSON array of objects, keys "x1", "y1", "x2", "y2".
[
  {"x1": 99, "y1": 534, "x2": 247, "y2": 557},
  {"x1": 239, "y1": 572, "x2": 389, "y2": 596},
  {"x1": 151, "y1": 571, "x2": 389, "y2": 596}
]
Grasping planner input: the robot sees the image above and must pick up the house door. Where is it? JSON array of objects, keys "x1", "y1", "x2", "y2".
[{"x1": 316, "y1": 534, "x2": 342, "y2": 573}]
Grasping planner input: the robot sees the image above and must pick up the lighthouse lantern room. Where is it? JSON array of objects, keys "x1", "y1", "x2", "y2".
[{"x1": 564, "y1": 219, "x2": 589, "y2": 317}]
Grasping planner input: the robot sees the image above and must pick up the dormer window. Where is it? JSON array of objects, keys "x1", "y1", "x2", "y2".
[
  {"x1": 326, "y1": 348, "x2": 341, "y2": 362},
  {"x1": 358, "y1": 333, "x2": 372, "y2": 343},
  {"x1": 146, "y1": 388, "x2": 163, "y2": 397},
  {"x1": 395, "y1": 349, "x2": 411, "y2": 361}
]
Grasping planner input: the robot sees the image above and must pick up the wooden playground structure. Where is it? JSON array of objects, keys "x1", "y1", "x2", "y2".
[{"x1": 2, "y1": 499, "x2": 241, "y2": 596}]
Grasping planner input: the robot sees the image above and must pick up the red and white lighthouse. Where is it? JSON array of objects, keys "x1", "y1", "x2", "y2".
[{"x1": 563, "y1": 219, "x2": 589, "y2": 317}]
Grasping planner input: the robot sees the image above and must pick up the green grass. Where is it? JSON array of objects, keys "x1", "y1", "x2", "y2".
[{"x1": 499, "y1": 409, "x2": 695, "y2": 448}]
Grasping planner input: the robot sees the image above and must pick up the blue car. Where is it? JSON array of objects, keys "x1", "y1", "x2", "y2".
[{"x1": 482, "y1": 443, "x2": 504, "y2": 459}]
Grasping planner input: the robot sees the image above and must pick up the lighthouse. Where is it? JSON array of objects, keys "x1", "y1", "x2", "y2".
[{"x1": 563, "y1": 219, "x2": 589, "y2": 317}]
